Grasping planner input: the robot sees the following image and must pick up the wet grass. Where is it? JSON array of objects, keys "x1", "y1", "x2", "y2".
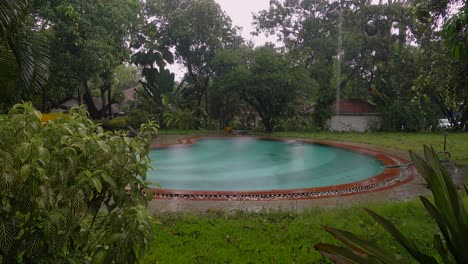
[{"x1": 143, "y1": 198, "x2": 446, "y2": 263}]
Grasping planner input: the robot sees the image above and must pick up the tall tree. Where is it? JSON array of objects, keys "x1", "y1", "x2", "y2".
[
  {"x1": 414, "y1": 0, "x2": 468, "y2": 128},
  {"x1": 213, "y1": 46, "x2": 311, "y2": 132},
  {"x1": 144, "y1": 0, "x2": 242, "y2": 121},
  {"x1": 254, "y1": 0, "x2": 423, "y2": 130},
  {"x1": 38, "y1": 0, "x2": 141, "y2": 118}
]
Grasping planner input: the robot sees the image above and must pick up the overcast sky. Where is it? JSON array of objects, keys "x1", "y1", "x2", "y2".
[{"x1": 168, "y1": 0, "x2": 276, "y2": 80}]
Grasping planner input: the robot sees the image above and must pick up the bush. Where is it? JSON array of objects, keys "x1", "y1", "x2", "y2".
[
  {"x1": 101, "y1": 116, "x2": 129, "y2": 130},
  {"x1": 128, "y1": 109, "x2": 153, "y2": 128},
  {"x1": 275, "y1": 115, "x2": 308, "y2": 131},
  {"x1": 379, "y1": 101, "x2": 426, "y2": 131},
  {"x1": 0, "y1": 103, "x2": 156, "y2": 263}
]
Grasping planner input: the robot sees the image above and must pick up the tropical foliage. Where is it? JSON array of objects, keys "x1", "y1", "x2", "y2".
[
  {"x1": 0, "y1": 0, "x2": 49, "y2": 111},
  {"x1": 0, "y1": 103, "x2": 156, "y2": 263},
  {"x1": 314, "y1": 145, "x2": 468, "y2": 263},
  {"x1": 2, "y1": 0, "x2": 467, "y2": 131}
]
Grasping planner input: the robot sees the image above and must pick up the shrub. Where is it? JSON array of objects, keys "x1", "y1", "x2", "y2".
[
  {"x1": 275, "y1": 115, "x2": 308, "y2": 131},
  {"x1": 128, "y1": 109, "x2": 153, "y2": 128},
  {"x1": 0, "y1": 103, "x2": 157, "y2": 263},
  {"x1": 102, "y1": 116, "x2": 129, "y2": 130}
]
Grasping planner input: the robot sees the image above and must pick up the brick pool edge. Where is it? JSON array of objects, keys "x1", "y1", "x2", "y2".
[{"x1": 148, "y1": 136, "x2": 416, "y2": 201}]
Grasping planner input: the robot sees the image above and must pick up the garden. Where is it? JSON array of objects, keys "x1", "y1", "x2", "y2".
[{"x1": 1, "y1": 0, "x2": 467, "y2": 263}]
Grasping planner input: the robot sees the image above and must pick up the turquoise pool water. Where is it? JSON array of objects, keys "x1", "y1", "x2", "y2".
[{"x1": 148, "y1": 138, "x2": 384, "y2": 191}]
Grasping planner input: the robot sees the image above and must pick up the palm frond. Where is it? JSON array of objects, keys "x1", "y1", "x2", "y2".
[{"x1": 0, "y1": 0, "x2": 29, "y2": 36}]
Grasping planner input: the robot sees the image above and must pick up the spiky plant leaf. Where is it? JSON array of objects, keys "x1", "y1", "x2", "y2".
[
  {"x1": 365, "y1": 208, "x2": 437, "y2": 264},
  {"x1": 433, "y1": 234, "x2": 451, "y2": 263},
  {"x1": 411, "y1": 146, "x2": 468, "y2": 263},
  {"x1": 314, "y1": 243, "x2": 384, "y2": 264},
  {"x1": 321, "y1": 226, "x2": 404, "y2": 263},
  {"x1": 419, "y1": 196, "x2": 457, "y2": 261}
]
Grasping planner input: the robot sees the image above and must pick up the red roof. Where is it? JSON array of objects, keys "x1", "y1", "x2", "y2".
[{"x1": 335, "y1": 99, "x2": 376, "y2": 114}]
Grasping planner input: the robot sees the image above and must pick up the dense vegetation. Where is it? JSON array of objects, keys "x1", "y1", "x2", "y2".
[
  {"x1": 1, "y1": 0, "x2": 467, "y2": 263},
  {"x1": 1, "y1": 0, "x2": 467, "y2": 131},
  {"x1": 0, "y1": 103, "x2": 156, "y2": 263}
]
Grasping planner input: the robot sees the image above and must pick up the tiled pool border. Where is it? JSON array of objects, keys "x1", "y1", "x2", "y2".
[{"x1": 149, "y1": 136, "x2": 416, "y2": 201}]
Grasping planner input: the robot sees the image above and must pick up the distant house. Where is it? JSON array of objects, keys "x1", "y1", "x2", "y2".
[
  {"x1": 50, "y1": 87, "x2": 139, "y2": 116},
  {"x1": 51, "y1": 98, "x2": 120, "y2": 115},
  {"x1": 328, "y1": 99, "x2": 379, "y2": 132}
]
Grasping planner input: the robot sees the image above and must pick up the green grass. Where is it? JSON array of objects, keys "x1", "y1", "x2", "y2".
[
  {"x1": 158, "y1": 130, "x2": 468, "y2": 167},
  {"x1": 143, "y1": 199, "x2": 446, "y2": 263}
]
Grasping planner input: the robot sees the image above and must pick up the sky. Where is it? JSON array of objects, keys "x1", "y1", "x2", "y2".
[{"x1": 167, "y1": 0, "x2": 277, "y2": 80}]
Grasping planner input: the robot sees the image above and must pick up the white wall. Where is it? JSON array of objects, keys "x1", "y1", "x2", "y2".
[{"x1": 329, "y1": 115, "x2": 380, "y2": 132}]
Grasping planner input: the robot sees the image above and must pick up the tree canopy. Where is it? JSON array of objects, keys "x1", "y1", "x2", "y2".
[{"x1": 212, "y1": 45, "x2": 311, "y2": 132}]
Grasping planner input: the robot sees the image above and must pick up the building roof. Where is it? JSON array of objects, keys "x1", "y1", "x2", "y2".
[
  {"x1": 122, "y1": 87, "x2": 138, "y2": 103},
  {"x1": 334, "y1": 99, "x2": 376, "y2": 114}
]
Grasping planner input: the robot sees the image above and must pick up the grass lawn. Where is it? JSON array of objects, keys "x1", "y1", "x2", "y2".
[{"x1": 142, "y1": 199, "x2": 450, "y2": 263}]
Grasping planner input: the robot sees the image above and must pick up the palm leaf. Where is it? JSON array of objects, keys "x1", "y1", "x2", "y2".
[
  {"x1": 314, "y1": 243, "x2": 384, "y2": 264},
  {"x1": 365, "y1": 208, "x2": 437, "y2": 264},
  {"x1": 0, "y1": 0, "x2": 29, "y2": 35},
  {"x1": 0, "y1": 0, "x2": 49, "y2": 99},
  {"x1": 321, "y1": 226, "x2": 405, "y2": 263}
]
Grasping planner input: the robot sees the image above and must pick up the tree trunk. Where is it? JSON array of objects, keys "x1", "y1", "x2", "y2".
[
  {"x1": 100, "y1": 85, "x2": 107, "y2": 118},
  {"x1": 77, "y1": 88, "x2": 83, "y2": 105},
  {"x1": 108, "y1": 86, "x2": 112, "y2": 119},
  {"x1": 83, "y1": 81, "x2": 100, "y2": 119}
]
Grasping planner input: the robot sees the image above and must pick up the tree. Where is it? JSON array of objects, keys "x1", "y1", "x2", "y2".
[
  {"x1": 0, "y1": 0, "x2": 49, "y2": 112},
  {"x1": 38, "y1": 0, "x2": 142, "y2": 118},
  {"x1": 254, "y1": 0, "x2": 425, "y2": 131},
  {"x1": 414, "y1": 0, "x2": 468, "y2": 129},
  {"x1": 0, "y1": 102, "x2": 156, "y2": 263},
  {"x1": 213, "y1": 46, "x2": 311, "y2": 132},
  {"x1": 144, "y1": 0, "x2": 242, "y2": 121}
]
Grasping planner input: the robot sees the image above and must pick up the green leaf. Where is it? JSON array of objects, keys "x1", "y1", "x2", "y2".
[
  {"x1": 91, "y1": 177, "x2": 102, "y2": 193},
  {"x1": 37, "y1": 146, "x2": 50, "y2": 163},
  {"x1": 17, "y1": 142, "x2": 31, "y2": 163},
  {"x1": 19, "y1": 164, "x2": 30, "y2": 181},
  {"x1": 419, "y1": 196, "x2": 457, "y2": 259},
  {"x1": 92, "y1": 248, "x2": 108, "y2": 264},
  {"x1": 97, "y1": 140, "x2": 110, "y2": 153},
  {"x1": 433, "y1": 234, "x2": 450, "y2": 263},
  {"x1": 365, "y1": 209, "x2": 438, "y2": 264},
  {"x1": 454, "y1": 44, "x2": 462, "y2": 60},
  {"x1": 0, "y1": 220, "x2": 14, "y2": 254},
  {"x1": 314, "y1": 243, "x2": 384, "y2": 264},
  {"x1": 321, "y1": 226, "x2": 404, "y2": 263},
  {"x1": 162, "y1": 94, "x2": 169, "y2": 106},
  {"x1": 101, "y1": 173, "x2": 116, "y2": 188}
]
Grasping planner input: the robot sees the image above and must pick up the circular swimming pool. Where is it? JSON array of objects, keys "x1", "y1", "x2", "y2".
[{"x1": 148, "y1": 137, "x2": 414, "y2": 200}]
